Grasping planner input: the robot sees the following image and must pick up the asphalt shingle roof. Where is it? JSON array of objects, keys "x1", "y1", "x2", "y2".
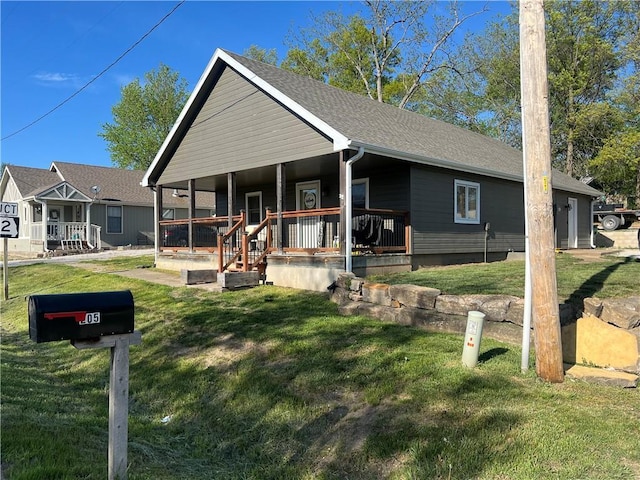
[
  {"x1": 7, "y1": 162, "x2": 213, "y2": 207},
  {"x1": 220, "y1": 50, "x2": 600, "y2": 197},
  {"x1": 6, "y1": 165, "x2": 62, "y2": 198}
]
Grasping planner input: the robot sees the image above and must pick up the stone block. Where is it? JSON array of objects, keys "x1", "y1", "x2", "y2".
[
  {"x1": 362, "y1": 282, "x2": 391, "y2": 306},
  {"x1": 357, "y1": 303, "x2": 400, "y2": 323},
  {"x1": 505, "y1": 298, "x2": 525, "y2": 326},
  {"x1": 335, "y1": 273, "x2": 355, "y2": 290},
  {"x1": 564, "y1": 364, "x2": 638, "y2": 388},
  {"x1": 583, "y1": 297, "x2": 603, "y2": 318},
  {"x1": 389, "y1": 284, "x2": 440, "y2": 309},
  {"x1": 600, "y1": 298, "x2": 640, "y2": 330},
  {"x1": 478, "y1": 295, "x2": 520, "y2": 322},
  {"x1": 562, "y1": 315, "x2": 640, "y2": 373},
  {"x1": 350, "y1": 278, "x2": 364, "y2": 292},
  {"x1": 436, "y1": 295, "x2": 483, "y2": 316}
]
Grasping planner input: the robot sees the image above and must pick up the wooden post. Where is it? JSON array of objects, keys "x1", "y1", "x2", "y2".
[
  {"x1": 276, "y1": 163, "x2": 286, "y2": 254},
  {"x1": 188, "y1": 179, "x2": 195, "y2": 253},
  {"x1": 73, "y1": 331, "x2": 142, "y2": 480},
  {"x1": 3, "y1": 237, "x2": 8, "y2": 301},
  {"x1": 519, "y1": 0, "x2": 564, "y2": 383},
  {"x1": 154, "y1": 187, "x2": 162, "y2": 258},
  {"x1": 227, "y1": 173, "x2": 236, "y2": 249}
]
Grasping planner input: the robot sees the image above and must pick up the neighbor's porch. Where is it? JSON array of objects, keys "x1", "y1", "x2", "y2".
[{"x1": 30, "y1": 221, "x2": 102, "y2": 251}]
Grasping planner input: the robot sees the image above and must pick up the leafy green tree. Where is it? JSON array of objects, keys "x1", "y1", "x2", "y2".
[
  {"x1": 244, "y1": 45, "x2": 278, "y2": 65},
  {"x1": 432, "y1": 1, "x2": 629, "y2": 178},
  {"x1": 281, "y1": 1, "x2": 485, "y2": 107},
  {"x1": 589, "y1": 1, "x2": 640, "y2": 205},
  {"x1": 99, "y1": 64, "x2": 189, "y2": 170},
  {"x1": 590, "y1": 131, "x2": 640, "y2": 207}
]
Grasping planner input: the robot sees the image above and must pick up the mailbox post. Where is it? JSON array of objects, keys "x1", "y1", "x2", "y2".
[{"x1": 29, "y1": 291, "x2": 140, "y2": 480}]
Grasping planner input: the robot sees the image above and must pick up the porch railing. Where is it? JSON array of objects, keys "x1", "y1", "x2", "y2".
[
  {"x1": 30, "y1": 222, "x2": 102, "y2": 249},
  {"x1": 159, "y1": 207, "x2": 409, "y2": 273}
]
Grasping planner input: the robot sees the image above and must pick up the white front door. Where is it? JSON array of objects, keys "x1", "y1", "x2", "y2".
[
  {"x1": 296, "y1": 180, "x2": 321, "y2": 248},
  {"x1": 568, "y1": 197, "x2": 578, "y2": 249}
]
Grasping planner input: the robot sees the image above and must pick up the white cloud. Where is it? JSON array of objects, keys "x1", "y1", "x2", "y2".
[{"x1": 32, "y1": 72, "x2": 81, "y2": 86}]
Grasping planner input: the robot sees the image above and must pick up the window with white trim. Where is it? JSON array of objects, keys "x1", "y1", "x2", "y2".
[
  {"x1": 246, "y1": 192, "x2": 263, "y2": 224},
  {"x1": 107, "y1": 205, "x2": 123, "y2": 234},
  {"x1": 352, "y1": 178, "x2": 369, "y2": 209},
  {"x1": 162, "y1": 208, "x2": 175, "y2": 220},
  {"x1": 454, "y1": 180, "x2": 480, "y2": 224}
]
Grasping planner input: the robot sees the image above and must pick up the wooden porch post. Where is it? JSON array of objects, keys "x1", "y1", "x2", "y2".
[
  {"x1": 41, "y1": 201, "x2": 48, "y2": 252},
  {"x1": 188, "y1": 179, "x2": 195, "y2": 253},
  {"x1": 227, "y1": 173, "x2": 236, "y2": 248},
  {"x1": 154, "y1": 187, "x2": 162, "y2": 257},
  {"x1": 338, "y1": 151, "x2": 347, "y2": 256},
  {"x1": 86, "y1": 202, "x2": 91, "y2": 244},
  {"x1": 276, "y1": 163, "x2": 286, "y2": 254}
]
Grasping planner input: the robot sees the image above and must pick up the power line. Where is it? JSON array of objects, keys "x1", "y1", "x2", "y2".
[{"x1": 1, "y1": 0, "x2": 186, "y2": 142}]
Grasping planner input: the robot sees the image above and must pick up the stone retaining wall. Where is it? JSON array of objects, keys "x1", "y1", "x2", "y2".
[{"x1": 330, "y1": 273, "x2": 640, "y2": 376}]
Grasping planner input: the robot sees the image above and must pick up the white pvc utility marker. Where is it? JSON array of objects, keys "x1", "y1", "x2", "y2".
[{"x1": 462, "y1": 311, "x2": 486, "y2": 368}]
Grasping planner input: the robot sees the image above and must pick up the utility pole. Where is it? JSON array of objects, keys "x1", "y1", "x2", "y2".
[{"x1": 519, "y1": 0, "x2": 564, "y2": 382}]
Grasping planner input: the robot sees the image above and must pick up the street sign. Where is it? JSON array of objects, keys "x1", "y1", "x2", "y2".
[
  {"x1": 0, "y1": 202, "x2": 19, "y2": 217},
  {"x1": 0, "y1": 217, "x2": 19, "y2": 238}
]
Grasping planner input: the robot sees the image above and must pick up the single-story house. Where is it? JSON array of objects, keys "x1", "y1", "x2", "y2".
[
  {"x1": 142, "y1": 48, "x2": 602, "y2": 291},
  {"x1": 0, "y1": 161, "x2": 214, "y2": 254}
]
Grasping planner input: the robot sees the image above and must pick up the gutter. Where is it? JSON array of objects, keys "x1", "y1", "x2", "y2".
[{"x1": 344, "y1": 146, "x2": 365, "y2": 273}]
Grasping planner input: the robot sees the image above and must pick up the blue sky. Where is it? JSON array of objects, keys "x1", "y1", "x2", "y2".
[{"x1": 1, "y1": 1, "x2": 512, "y2": 171}]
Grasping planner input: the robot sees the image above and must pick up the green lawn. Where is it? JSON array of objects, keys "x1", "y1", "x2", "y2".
[
  {"x1": 370, "y1": 253, "x2": 639, "y2": 308},
  {"x1": 1, "y1": 260, "x2": 639, "y2": 479}
]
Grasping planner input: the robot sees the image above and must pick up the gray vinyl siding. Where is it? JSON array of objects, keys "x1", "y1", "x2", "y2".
[
  {"x1": 553, "y1": 192, "x2": 593, "y2": 249},
  {"x1": 410, "y1": 166, "x2": 526, "y2": 255},
  {"x1": 158, "y1": 66, "x2": 334, "y2": 186},
  {"x1": 91, "y1": 204, "x2": 153, "y2": 247}
]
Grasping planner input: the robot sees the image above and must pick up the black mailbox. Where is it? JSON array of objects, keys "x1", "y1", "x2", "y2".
[{"x1": 29, "y1": 290, "x2": 134, "y2": 343}]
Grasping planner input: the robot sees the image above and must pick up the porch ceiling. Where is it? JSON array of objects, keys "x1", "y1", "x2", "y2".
[{"x1": 160, "y1": 152, "x2": 340, "y2": 191}]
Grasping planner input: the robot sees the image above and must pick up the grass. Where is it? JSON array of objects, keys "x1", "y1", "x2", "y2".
[
  {"x1": 1, "y1": 258, "x2": 639, "y2": 479},
  {"x1": 370, "y1": 253, "x2": 640, "y2": 309}
]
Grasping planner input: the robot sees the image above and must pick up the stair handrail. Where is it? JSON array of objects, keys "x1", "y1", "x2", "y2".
[
  {"x1": 245, "y1": 209, "x2": 272, "y2": 271},
  {"x1": 217, "y1": 211, "x2": 246, "y2": 272}
]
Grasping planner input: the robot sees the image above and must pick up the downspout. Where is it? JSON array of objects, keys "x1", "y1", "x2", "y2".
[
  {"x1": 590, "y1": 198, "x2": 596, "y2": 248},
  {"x1": 345, "y1": 146, "x2": 365, "y2": 273}
]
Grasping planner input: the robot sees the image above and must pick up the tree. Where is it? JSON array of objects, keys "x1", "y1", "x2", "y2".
[
  {"x1": 589, "y1": 1, "x2": 640, "y2": 205},
  {"x1": 244, "y1": 45, "x2": 278, "y2": 65},
  {"x1": 281, "y1": 1, "x2": 486, "y2": 108},
  {"x1": 428, "y1": 1, "x2": 632, "y2": 179},
  {"x1": 99, "y1": 64, "x2": 189, "y2": 170}
]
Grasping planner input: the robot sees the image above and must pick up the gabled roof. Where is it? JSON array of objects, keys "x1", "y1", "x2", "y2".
[
  {"x1": 143, "y1": 48, "x2": 601, "y2": 197},
  {"x1": 3, "y1": 162, "x2": 213, "y2": 207},
  {"x1": 4, "y1": 165, "x2": 61, "y2": 198}
]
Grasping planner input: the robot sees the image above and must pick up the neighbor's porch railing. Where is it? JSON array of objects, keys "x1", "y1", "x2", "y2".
[
  {"x1": 30, "y1": 222, "x2": 102, "y2": 249},
  {"x1": 159, "y1": 207, "x2": 409, "y2": 272}
]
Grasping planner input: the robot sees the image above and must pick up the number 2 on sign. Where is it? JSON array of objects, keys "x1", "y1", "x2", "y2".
[
  {"x1": 79, "y1": 312, "x2": 101, "y2": 325},
  {"x1": 1, "y1": 219, "x2": 12, "y2": 233}
]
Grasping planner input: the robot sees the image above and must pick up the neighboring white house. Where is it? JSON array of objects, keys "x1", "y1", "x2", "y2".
[{"x1": 0, "y1": 161, "x2": 214, "y2": 254}]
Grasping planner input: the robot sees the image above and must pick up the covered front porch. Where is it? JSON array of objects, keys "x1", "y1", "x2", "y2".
[
  {"x1": 27, "y1": 181, "x2": 102, "y2": 252},
  {"x1": 156, "y1": 204, "x2": 411, "y2": 290}
]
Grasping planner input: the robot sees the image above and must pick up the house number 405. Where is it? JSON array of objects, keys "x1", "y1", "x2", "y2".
[{"x1": 79, "y1": 312, "x2": 101, "y2": 325}]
